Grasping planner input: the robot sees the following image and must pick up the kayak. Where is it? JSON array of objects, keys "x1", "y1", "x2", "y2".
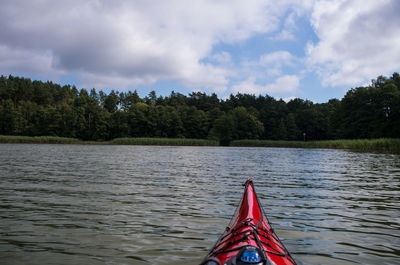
[{"x1": 200, "y1": 178, "x2": 297, "y2": 265}]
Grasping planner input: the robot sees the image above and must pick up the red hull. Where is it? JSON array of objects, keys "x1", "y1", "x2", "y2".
[{"x1": 201, "y1": 179, "x2": 296, "y2": 265}]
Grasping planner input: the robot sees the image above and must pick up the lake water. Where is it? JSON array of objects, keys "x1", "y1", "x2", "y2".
[{"x1": 0, "y1": 144, "x2": 399, "y2": 265}]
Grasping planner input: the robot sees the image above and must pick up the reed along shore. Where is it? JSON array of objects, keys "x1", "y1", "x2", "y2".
[
  {"x1": 230, "y1": 138, "x2": 400, "y2": 153},
  {"x1": 0, "y1": 135, "x2": 218, "y2": 146},
  {"x1": 1, "y1": 135, "x2": 399, "y2": 153}
]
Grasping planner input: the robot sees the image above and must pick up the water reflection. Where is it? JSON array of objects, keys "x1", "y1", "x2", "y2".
[{"x1": 0, "y1": 144, "x2": 399, "y2": 265}]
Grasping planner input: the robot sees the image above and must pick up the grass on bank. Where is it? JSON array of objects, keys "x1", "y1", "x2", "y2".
[
  {"x1": 0, "y1": 135, "x2": 81, "y2": 144},
  {"x1": 0, "y1": 135, "x2": 219, "y2": 146},
  {"x1": 1, "y1": 135, "x2": 399, "y2": 152},
  {"x1": 109, "y1": 137, "x2": 218, "y2": 146},
  {"x1": 230, "y1": 138, "x2": 400, "y2": 153}
]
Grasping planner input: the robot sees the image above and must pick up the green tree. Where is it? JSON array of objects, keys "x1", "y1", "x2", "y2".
[
  {"x1": 119, "y1": 90, "x2": 141, "y2": 110},
  {"x1": 165, "y1": 91, "x2": 187, "y2": 110},
  {"x1": 32, "y1": 80, "x2": 52, "y2": 105},
  {"x1": 56, "y1": 103, "x2": 78, "y2": 138},
  {"x1": 146, "y1": 91, "x2": 157, "y2": 106},
  {"x1": 181, "y1": 106, "x2": 208, "y2": 138},
  {"x1": 206, "y1": 107, "x2": 224, "y2": 132},
  {"x1": 276, "y1": 119, "x2": 287, "y2": 140},
  {"x1": 108, "y1": 111, "x2": 130, "y2": 139},
  {"x1": 187, "y1": 92, "x2": 220, "y2": 112},
  {"x1": 285, "y1": 113, "x2": 299, "y2": 140},
  {"x1": 0, "y1": 99, "x2": 17, "y2": 134},
  {"x1": 208, "y1": 113, "x2": 235, "y2": 145},
  {"x1": 155, "y1": 105, "x2": 183, "y2": 137},
  {"x1": 1, "y1": 72, "x2": 399, "y2": 142},
  {"x1": 74, "y1": 89, "x2": 110, "y2": 140},
  {"x1": 103, "y1": 90, "x2": 119, "y2": 113},
  {"x1": 231, "y1": 107, "x2": 264, "y2": 140},
  {"x1": 128, "y1": 103, "x2": 156, "y2": 137}
]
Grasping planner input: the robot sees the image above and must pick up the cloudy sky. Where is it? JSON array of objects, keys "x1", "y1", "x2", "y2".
[{"x1": 1, "y1": 0, "x2": 399, "y2": 102}]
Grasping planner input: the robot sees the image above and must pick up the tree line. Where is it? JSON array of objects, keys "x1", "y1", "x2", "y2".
[{"x1": 0, "y1": 73, "x2": 399, "y2": 144}]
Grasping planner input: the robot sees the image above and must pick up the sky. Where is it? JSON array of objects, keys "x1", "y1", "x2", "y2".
[{"x1": 0, "y1": 0, "x2": 399, "y2": 103}]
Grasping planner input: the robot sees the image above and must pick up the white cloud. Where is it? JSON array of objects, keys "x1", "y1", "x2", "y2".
[
  {"x1": 0, "y1": 0, "x2": 290, "y2": 91},
  {"x1": 0, "y1": 45, "x2": 65, "y2": 78},
  {"x1": 273, "y1": 30, "x2": 296, "y2": 41},
  {"x1": 272, "y1": 11, "x2": 298, "y2": 41},
  {"x1": 1, "y1": 0, "x2": 398, "y2": 99},
  {"x1": 265, "y1": 75, "x2": 300, "y2": 93},
  {"x1": 259, "y1": 51, "x2": 296, "y2": 67},
  {"x1": 232, "y1": 75, "x2": 300, "y2": 95},
  {"x1": 210, "y1": 51, "x2": 233, "y2": 65},
  {"x1": 241, "y1": 50, "x2": 299, "y2": 79},
  {"x1": 307, "y1": 0, "x2": 400, "y2": 87}
]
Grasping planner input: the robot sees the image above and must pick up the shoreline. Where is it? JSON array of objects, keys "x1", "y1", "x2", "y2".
[
  {"x1": 0, "y1": 135, "x2": 219, "y2": 146},
  {"x1": 230, "y1": 139, "x2": 400, "y2": 153},
  {"x1": 1, "y1": 135, "x2": 399, "y2": 153}
]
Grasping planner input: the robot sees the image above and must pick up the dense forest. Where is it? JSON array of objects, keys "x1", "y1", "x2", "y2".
[{"x1": 0, "y1": 73, "x2": 399, "y2": 144}]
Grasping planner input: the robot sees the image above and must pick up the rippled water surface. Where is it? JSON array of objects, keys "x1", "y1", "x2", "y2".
[{"x1": 0, "y1": 144, "x2": 399, "y2": 265}]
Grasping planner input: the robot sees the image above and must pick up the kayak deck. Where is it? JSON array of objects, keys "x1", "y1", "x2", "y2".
[{"x1": 200, "y1": 178, "x2": 296, "y2": 265}]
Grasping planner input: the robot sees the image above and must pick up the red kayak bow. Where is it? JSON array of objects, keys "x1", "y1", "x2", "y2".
[{"x1": 200, "y1": 178, "x2": 296, "y2": 265}]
